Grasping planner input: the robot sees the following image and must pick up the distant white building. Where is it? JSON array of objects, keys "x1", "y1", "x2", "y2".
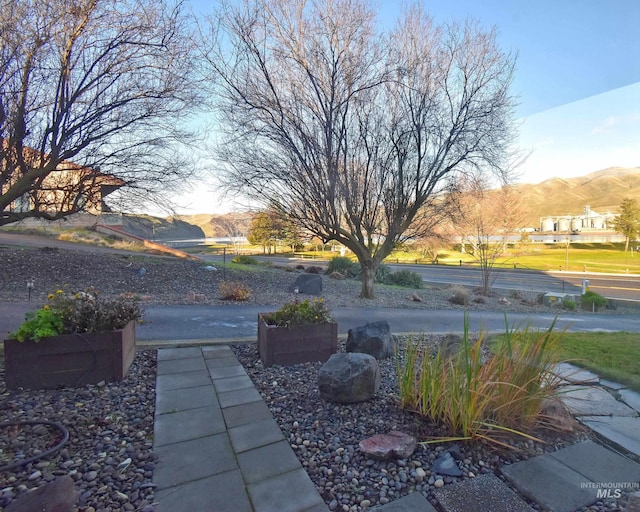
[{"x1": 539, "y1": 205, "x2": 617, "y2": 233}]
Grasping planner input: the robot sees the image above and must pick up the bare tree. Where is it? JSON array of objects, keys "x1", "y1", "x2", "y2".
[
  {"x1": 0, "y1": 0, "x2": 201, "y2": 226},
  {"x1": 206, "y1": 0, "x2": 517, "y2": 298},
  {"x1": 456, "y1": 182, "x2": 524, "y2": 295},
  {"x1": 209, "y1": 212, "x2": 252, "y2": 253}
]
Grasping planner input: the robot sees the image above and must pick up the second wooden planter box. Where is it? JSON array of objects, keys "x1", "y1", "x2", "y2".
[
  {"x1": 3, "y1": 321, "x2": 137, "y2": 390},
  {"x1": 258, "y1": 314, "x2": 338, "y2": 367}
]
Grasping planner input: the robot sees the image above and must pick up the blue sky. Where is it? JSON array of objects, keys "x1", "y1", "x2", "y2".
[{"x1": 179, "y1": 0, "x2": 640, "y2": 213}]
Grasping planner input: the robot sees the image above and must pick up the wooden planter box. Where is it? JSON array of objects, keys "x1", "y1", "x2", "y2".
[
  {"x1": 258, "y1": 314, "x2": 338, "y2": 367},
  {"x1": 3, "y1": 321, "x2": 136, "y2": 390}
]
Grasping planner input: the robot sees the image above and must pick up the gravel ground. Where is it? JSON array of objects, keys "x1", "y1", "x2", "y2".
[
  {"x1": 0, "y1": 245, "x2": 633, "y2": 511},
  {"x1": 0, "y1": 351, "x2": 157, "y2": 512}
]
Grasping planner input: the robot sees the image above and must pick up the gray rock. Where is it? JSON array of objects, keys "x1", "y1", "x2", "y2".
[
  {"x1": 292, "y1": 274, "x2": 322, "y2": 295},
  {"x1": 5, "y1": 475, "x2": 77, "y2": 512},
  {"x1": 346, "y1": 321, "x2": 395, "y2": 359},
  {"x1": 432, "y1": 451, "x2": 463, "y2": 477},
  {"x1": 318, "y1": 353, "x2": 380, "y2": 403},
  {"x1": 359, "y1": 431, "x2": 417, "y2": 460},
  {"x1": 439, "y1": 334, "x2": 462, "y2": 359}
]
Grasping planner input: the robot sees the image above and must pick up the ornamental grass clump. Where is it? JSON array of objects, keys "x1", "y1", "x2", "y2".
[
  {"x1": 11, "y1": 288, "x2": 143, "y2": 342},
  {"x1": 396, "y1": 314, "x2": 563, "y2": 448},
  {"x1": 264, "y1": 298, "x2": 332, "y2": 327}
]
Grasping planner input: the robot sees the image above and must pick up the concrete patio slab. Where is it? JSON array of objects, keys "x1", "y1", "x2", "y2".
[
  {"x1": 155, "y1": 384, "x2": 219, "y2": 414},
  {"x1": 553, "y1": 363, "x2": 600, "y2": 384},
  {"x1": 157, "y1": 355, "x2": 207, "y2": 374},
  {"x1": 157, "y1": 346, "x2": 204, "y2": 361},
  {"x1": 228, "y1": 418, "x2": 286, "y2": 453},
  {"x1": 559, "y1": 385, "x2": 637, "y2": 416},
  {"x1": 208, "y1": 364, "x2": 248, "y2": 379},
  {"x1": 619, "y1": 389, "x2": 640, "y2": 413},
  {"x1": 222, "y1": 400, "x2": 274, "y2": 428},
  {"x1": 214, "y1": 374, "x2": 254, "y2": 393},
  {"x1": 580, "y1": 416, "x2": 640, "y2": 457},
  {"x1": 218, "y1": 386, "x2": 263, "y2": 408},
  {"x1": 154, "y1": 469, "x2": 253, "y2": 512},
  {"x1": 237, "y1": 440, "x2": 302, "y2": 484},
  {"x1": 372, "y1": 491, "x2": 437, "y2": 511},
  {"x1": 202, "y1": 345, "x2": 236, "y2": 358},
  {"x1": 501, "y1": 454, "x2": 596, "y2": 512},
  {"x1": 247, "y1": 468, "x2": 329, "y2": 512},
  {"x1": 550, "y1": 440, "x2": 640, "y2": 485},
  {"x1": 154, "y1": 405, "x2": 226, "y2": 446},
  {"x1": 153, "y1": 433, "x2": 237, "y2": 489},
  {"x1": 600, "y1": 379, "x2": 628, "y2": 391},
  {"x1": 434, "y1": 473, "x2": 535, "y2": 512},
  {"x1": 155, "y1": 369, "x2": 211, "y2": 392},
  {"x1": 206, "y1": 355, "x2": 244, "y2": 368}
]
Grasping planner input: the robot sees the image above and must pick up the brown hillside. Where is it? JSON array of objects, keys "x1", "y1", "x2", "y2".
[{"x1": 513, "y1": 167, "x2": 640, "y2": 227}]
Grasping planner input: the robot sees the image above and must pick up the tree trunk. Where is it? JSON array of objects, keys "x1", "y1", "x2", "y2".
[{"x1": 359, "y1": 259, "x2": 377, "y2": 299}]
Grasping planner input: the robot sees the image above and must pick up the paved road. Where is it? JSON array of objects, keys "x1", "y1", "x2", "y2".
[
  {"x1": 3, "y1": 302, "x2": 640, "y2": 344},
  {"x1": 201, "y1": 254, "x2": 640, "y2": 302},
  {"x1": 135, "y1": 304, "x2": 640, "y2": 343}
]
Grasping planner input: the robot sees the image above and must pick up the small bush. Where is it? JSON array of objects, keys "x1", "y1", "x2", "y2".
[
  {"x1": 306, "y1": 265, "x2": 323, "y2": 274},
  {"x1": 448, "y1": 285, "x2": 469, "y2": 306},
  {"x1": 562, "y1": 299, "x2": 576, "y2": 311},
  {"x1": 351, "y1": 262, "x2": 390, "y2": 283},
  {"x1": 295, "y1": 264, "x2": 305, "y2": 270},
  {"x1": 219, "y1": 281, "x2": 252, "y2": 301},
  {"x1": 232, "y1": 255, "x2": 257, "y2": 265},
  {"x1": 325, "y1": 256, "x2": 357, "y2": 277},
  {"x1": 580, "y1": 290, "x2": 607, "y2": 309},
  {"x1": 384, "y1": 269, "x2": 423, "y2": 289},
  {"x1": 263, "y1": 298, "x2": 332, "y2": 327}
]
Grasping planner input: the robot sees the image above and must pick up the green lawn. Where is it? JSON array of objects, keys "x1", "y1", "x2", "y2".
[{"x1": 554, "y1": 331, "x2": 640, "y2": 391}]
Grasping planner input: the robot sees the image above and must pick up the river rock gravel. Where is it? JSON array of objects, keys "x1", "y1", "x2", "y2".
[{"x1": 0, "y1": 351, "x2": 157, "y2": 512}]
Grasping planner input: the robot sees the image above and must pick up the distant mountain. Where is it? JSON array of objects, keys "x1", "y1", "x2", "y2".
[{"x1": 512, "y1": 167, "x2": 640, "y2": 227}]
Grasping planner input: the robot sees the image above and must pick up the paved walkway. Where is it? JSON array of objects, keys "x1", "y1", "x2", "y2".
[{"x1": 151, "y1": 346, "x2": 640, "y2": 512}]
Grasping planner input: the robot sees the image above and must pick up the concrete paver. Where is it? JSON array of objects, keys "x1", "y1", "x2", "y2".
[
  {"x1": 580, "y1": 416, "x2": 640, "y2": 457},
  {"x1": 619, "y1": 388, "x2": 640, "y2": 413},
  {"x1": 553, "y1": 363, "x2": 600, "y2": 384},
  {"x1": 501, "y1": 454, "x2": 596, "y2": 512},
  {"x1": 560, "y1": 385, "x2": 638, "y2": 416},
  {"x1": 153, "y1": 346, "x2": 328, "y2": 512},
  {"x1": 549, "y1": 440, "x2": 640, "y2": 484},
  {"x1": 372, "y1": 491, "x2": 437, "y2": 511}
]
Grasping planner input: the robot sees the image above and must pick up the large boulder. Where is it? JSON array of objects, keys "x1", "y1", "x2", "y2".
[
  {"x1": 5, "y1": 475, "x2": 77, "y2": 512},
  {"x1": 346, "y1": 321, "x2": 395, "y2": 359},
  {"x1": 318, "y1": 353, "x2": 380, "y2": 403},
  {"x1": 292, "y1": 273, "x2": 322, "y2": 295}
]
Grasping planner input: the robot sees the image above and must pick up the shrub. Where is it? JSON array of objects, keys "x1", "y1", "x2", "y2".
[
  {"x1": 448, "y1": 285, "x2": 469, "y2": 306},
  {"x1": 263, "y1": 298, "x2": 332, "y2": 327},
  {"x1": 232, "y1": 255, "x2": 258, "y2": 265},
  {"x1": 295, "y1": 264, "x2": 305, "y2": 270},
  {"x1": 396, "y1": 316, "x2": 563, "y2": 447},
  {"x1": 580, "y1": 290, "x2": 608, "y2": 309},
  {"x1": 219, "y1": 281, "x2": 252, "y2": 301},
  {"x1": 305, "y1": 265, "x2": 323, "y2": 274},
  {"x1": 384, "y1": 269, "x2": 423, "y2": 289},
  {"x1": 11, "y1": 289, "x2": 143, "y2": 342},
  {"x1": 325, "y1": 256, "x2": 358, "y2": 277},
  {"x1": 562, "y1": 299, "x2": 577, "y2": 311},
  {"x1": 351, "y1": 262, "x2": 391, "y2": 283}
]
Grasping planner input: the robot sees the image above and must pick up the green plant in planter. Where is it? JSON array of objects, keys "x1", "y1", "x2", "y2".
[
  {"x1": 580, "y1": 290, "x2": 608, "y2": 310},
  {"x1": 263, "y1": 298, "x2": 332, "y2": 327},
  {"x1": 10, "y1": 288, "x2": 144, "y2": 342}
]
